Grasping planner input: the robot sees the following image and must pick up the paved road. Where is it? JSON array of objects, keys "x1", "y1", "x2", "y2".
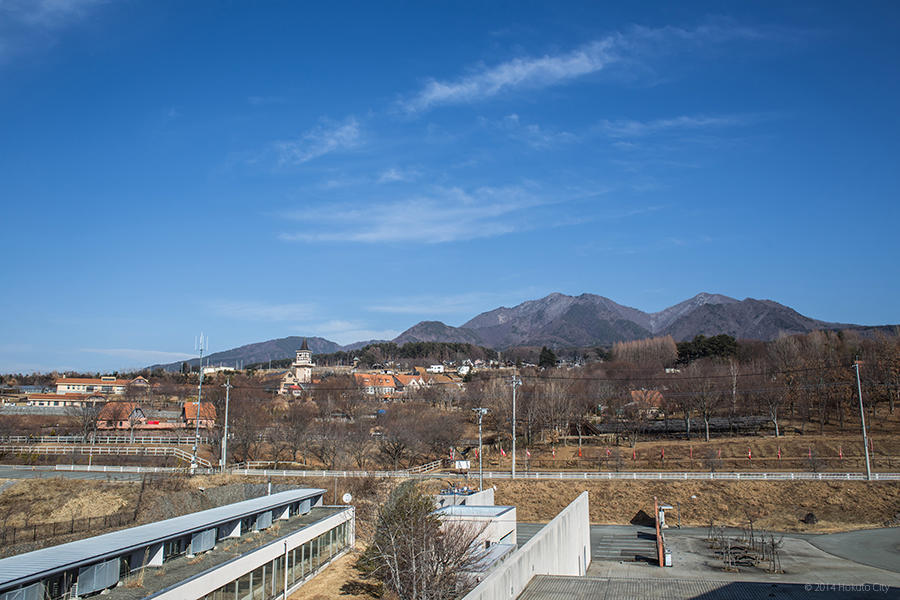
[{"x1": 805, "y1": 528, "x2": 900, "y2": 574}]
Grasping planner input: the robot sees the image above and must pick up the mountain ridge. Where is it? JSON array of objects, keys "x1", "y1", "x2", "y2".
[{"x1": 148, "y1": 293, "x2": 895, "y2": 370}]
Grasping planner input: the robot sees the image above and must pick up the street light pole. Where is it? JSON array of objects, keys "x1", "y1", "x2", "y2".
[
  {"x1": 511, "y1": 374, "x2": 521, "y2": 479},
  {"x1": 473, "y1": 407, "x2": 488, "y2": 491},
  {"x1": 853, "y1": 360, "x2": 872, "y2": 480},
  {"x1": 221, "y1": 376, "x2": 232, "y2": 471}
]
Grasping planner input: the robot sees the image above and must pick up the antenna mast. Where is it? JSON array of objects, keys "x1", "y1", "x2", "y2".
[{"x1": 192, "y1": 333, "x2": 206, "y2": 472}]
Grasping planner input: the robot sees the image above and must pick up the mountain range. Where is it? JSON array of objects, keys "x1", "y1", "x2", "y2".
[{"x1": 150, "y1": 292, "x2": 894, "y2": 370}]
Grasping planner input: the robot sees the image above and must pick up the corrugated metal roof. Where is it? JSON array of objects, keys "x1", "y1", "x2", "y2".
[{"x1": 0, "y1": 488, "x2": 325, "y2": 590}]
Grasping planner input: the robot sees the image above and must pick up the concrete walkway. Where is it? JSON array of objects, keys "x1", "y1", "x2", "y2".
[
  {"x1": 520, "y1": 575, "x2": 897, "y2": 599},
  {"x1": 585, "y1": 525, "x2": 900, "y2": 588}
]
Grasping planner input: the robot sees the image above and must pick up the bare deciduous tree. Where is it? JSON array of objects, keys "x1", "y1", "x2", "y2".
[{"x1": 362, "y1": 481, "x2": 486, "y2": 600}]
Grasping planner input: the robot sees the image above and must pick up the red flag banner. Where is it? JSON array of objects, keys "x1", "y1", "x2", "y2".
[
  {"x1": 500, "y1": 447, "x2": 507, "y2": 457},
  {"x1": 777, "y1": 447, "x2": 781, "y2": 460},
  {"x1": 552, "y1": 447, "x2": 556, "y2": 457},
  {"x1": 839, "y1": 446, "x2": 843, "y2": 459},
  {"x1": 525, "y1": 448, "x2": 531, "y2": 458},
  {"x1": 577, "y1": 447, "x2": 582, "y2": 457},
  {"x1": 808, "y1": 446, "x2": 812, "y2": 459},
  {"x1": 606, "y1": 448, "x2": 611, "y2": 457},
  {"x1": 748, "y1": 448, "x2": 752, "y2": 460},
  {"x1": 474, "y1": 448, "x2": 478, "y2": 458},
  {"x1": 632, "y1": 448, "x2": 636, "y2": 460},
  {"x1": 661, "y1": 448, "x2": 665, "y2": 459}
]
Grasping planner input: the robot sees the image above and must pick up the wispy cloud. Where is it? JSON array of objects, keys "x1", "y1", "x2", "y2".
[
  {"x1": 377, "y1": 167, "x2": 421, "y2": 184},
  {"x1": 2, "y1": 0, "x2": 104, "y2": 28},
  {"x1": 369, "y1": 291, "x2": 530, "y2": 317},
  {"x1": 401, "y1": 38, "x2": 619, "y2": 113},
  {"x1": 273, "y1": 117, "x2": 361, "y2": 166},
  {"x1": 492, "y1": 114, "x2": 578, "y2": 148},
  {"x1": 302, "y1": 320, "x2": 400, "y2": 345},
  {"x1": 278, "y1": 185, "x2": 557, "y2": 244},
  {"x1": 211, "y1": 301, "x2": 317, "y2": 321},
  {"x1": 598, "y1": 115, "x2": 748, "y2": 138},
  {"x1": 400, "y1": 21, "x2": 780, "y2": 113},
  {"x1": 80, "y1": 348, "x2": 196, "y2": 362},
  {"x1": 0, "y1": 0, "x2": 105, "y2": 62}
]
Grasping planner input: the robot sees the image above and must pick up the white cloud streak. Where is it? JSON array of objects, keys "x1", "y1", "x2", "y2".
[
  {"x1": 598, "y1": 115, "x2": 748, "y2": 138},
  {"x1": 401, "y1": 38, "x2": 619, "y2": 113},
  {"x1": 302, "y1": 320, "x2": 400, "y2": 345},
  {"x1": 279, "y1": 185, "x2": 554, "y2": 244},
  {"x1": 369, "y1": 292, "x2": 524, "y2": 316},
  {"x1": 80, "y1": 348, "x2": 196, "y2": 362},
  {"x1": 400, "y1": 21, "x2": 779, "y2": 113},
  {"x1": 273, "y1": 117, "x2": 361, "y2": 165},
  {"x1": 494, "y1": 114, "x2": 578, "y2": 148},
  {"x1": 2, "y1": 0, "x2": 104, "y2": 27},
  {"x1": 0, "y1": 0, "x2": 105, "y2": 62},
  {"x1": 211, "y1": 301, "x2": 317, "y2": 321},
  {"x1": 377, "y1": 167, "x2": 421, "y2": 184}
]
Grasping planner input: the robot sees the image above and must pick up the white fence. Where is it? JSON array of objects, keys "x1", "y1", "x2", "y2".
[
  {"x1": 1, "y1": 456, "x2": 898, "y2": 482},
  {"x1": 224, "y1": 468, "x2": 900, "y2": 481},
  {"x1": 0, "y1": 445, "x2": 212, "y2": 468},
  {"x1": 0, "y1": 435, "x2": 208, "y2": 445}
]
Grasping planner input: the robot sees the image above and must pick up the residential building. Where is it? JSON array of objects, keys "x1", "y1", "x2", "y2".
[
  {"x1": 98, "y1": 402, "x2": 146, "y2": 430},
  {"x1": 183, "y1": 402, "x2": 216, "y2": 428},
  {"x1": 279, "y1": 339, "x2": 314, "y2": 395},
  {"x1": 27, "y1": 393, "x2": 105, "y2": 408},
  {"x1": 353, "y1": 373, "x2": 397, "y2": 399},
  {"x1": 55, "y1": 376, "x2": 148, "y2": 396}
]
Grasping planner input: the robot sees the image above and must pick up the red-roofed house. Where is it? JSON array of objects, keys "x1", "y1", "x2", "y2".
[
  {"x1": 182, "y1": 402, "x2": 216, "y2": 428},
  {"x1": 98, "y1": 402, "x2": 146, "y2": 430}
]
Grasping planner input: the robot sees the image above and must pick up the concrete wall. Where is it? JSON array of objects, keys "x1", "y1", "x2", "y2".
[
  {"x1": 463, "y1": 487, "x2": 494, "y2": 506},
  {"x1": 440, "y1": 507, "x2": 516, "y2": 547},
  {"x1": 461, "y1": 492, "x2": 590, "y2": 600},
  {"x1": 435, "y1": 487, "x2": 495, "y2": 508}
]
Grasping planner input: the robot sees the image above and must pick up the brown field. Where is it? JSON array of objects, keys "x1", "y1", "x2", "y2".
[
  {"x1": 476, "y1": 431, "x2": 900, "y2": 472},
  {"x1": 419, "y1": 478, "x2": 900, "y2": 533}
]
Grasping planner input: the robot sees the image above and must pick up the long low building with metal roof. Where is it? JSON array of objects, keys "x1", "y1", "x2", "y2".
[{"x1": 0, "y1": 487, "x2": 355, "y2": 600}]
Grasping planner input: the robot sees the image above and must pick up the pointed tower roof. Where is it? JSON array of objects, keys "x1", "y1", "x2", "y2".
[{"x1": 300, "y1": 338, "x2": 309, "y2": 351}]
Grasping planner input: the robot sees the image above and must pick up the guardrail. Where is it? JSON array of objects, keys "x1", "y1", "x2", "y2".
[
  {"x1": 0, "y1": 435, "x2": 208, "y2": 445},
  {"x1": 0, "y1": 445, "x2": 212, "y2": 468}
]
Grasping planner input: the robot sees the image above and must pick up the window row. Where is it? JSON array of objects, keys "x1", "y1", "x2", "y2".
[{"x1": 201, "y1": 521, "x2": 350, "y2": 600}]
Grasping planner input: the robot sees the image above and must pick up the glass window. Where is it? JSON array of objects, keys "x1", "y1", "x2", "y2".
[
  {"x1": 251, "y1": 566, "x2": 264, "y2": 600},
  {"x1": 237, "y1": 572, "x2": 252, "y2": 600}
]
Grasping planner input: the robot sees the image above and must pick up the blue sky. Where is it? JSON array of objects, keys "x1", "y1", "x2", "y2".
[{"x1": 1, "y1": 1, "x2": 898, "y2": 372}]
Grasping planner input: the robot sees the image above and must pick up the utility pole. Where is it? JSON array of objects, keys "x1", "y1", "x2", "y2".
[
  {"x1": 511, "y1": 373, "x2": 522, "y2": 479},
  {"x1": 853, "y1": 360, "x2": 872, "y2": 480},
  {"x1": 473, "y1": 407, "x2": 488, "y2": 491},
  {"x1": 192, "y1": 334, "x2": 205, "y2": 473},
  {"x1": 221, "y1": 376, "x2": 232, "y2": 471}
]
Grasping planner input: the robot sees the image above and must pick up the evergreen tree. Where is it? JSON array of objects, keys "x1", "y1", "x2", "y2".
[{"x1": 539, "y1": 346, "x2": 557, "y2": 369}]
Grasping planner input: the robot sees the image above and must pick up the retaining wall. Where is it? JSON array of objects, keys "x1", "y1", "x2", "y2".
[{"x1": 461, "y1": 491, "x2": 590, "y2": 600}]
